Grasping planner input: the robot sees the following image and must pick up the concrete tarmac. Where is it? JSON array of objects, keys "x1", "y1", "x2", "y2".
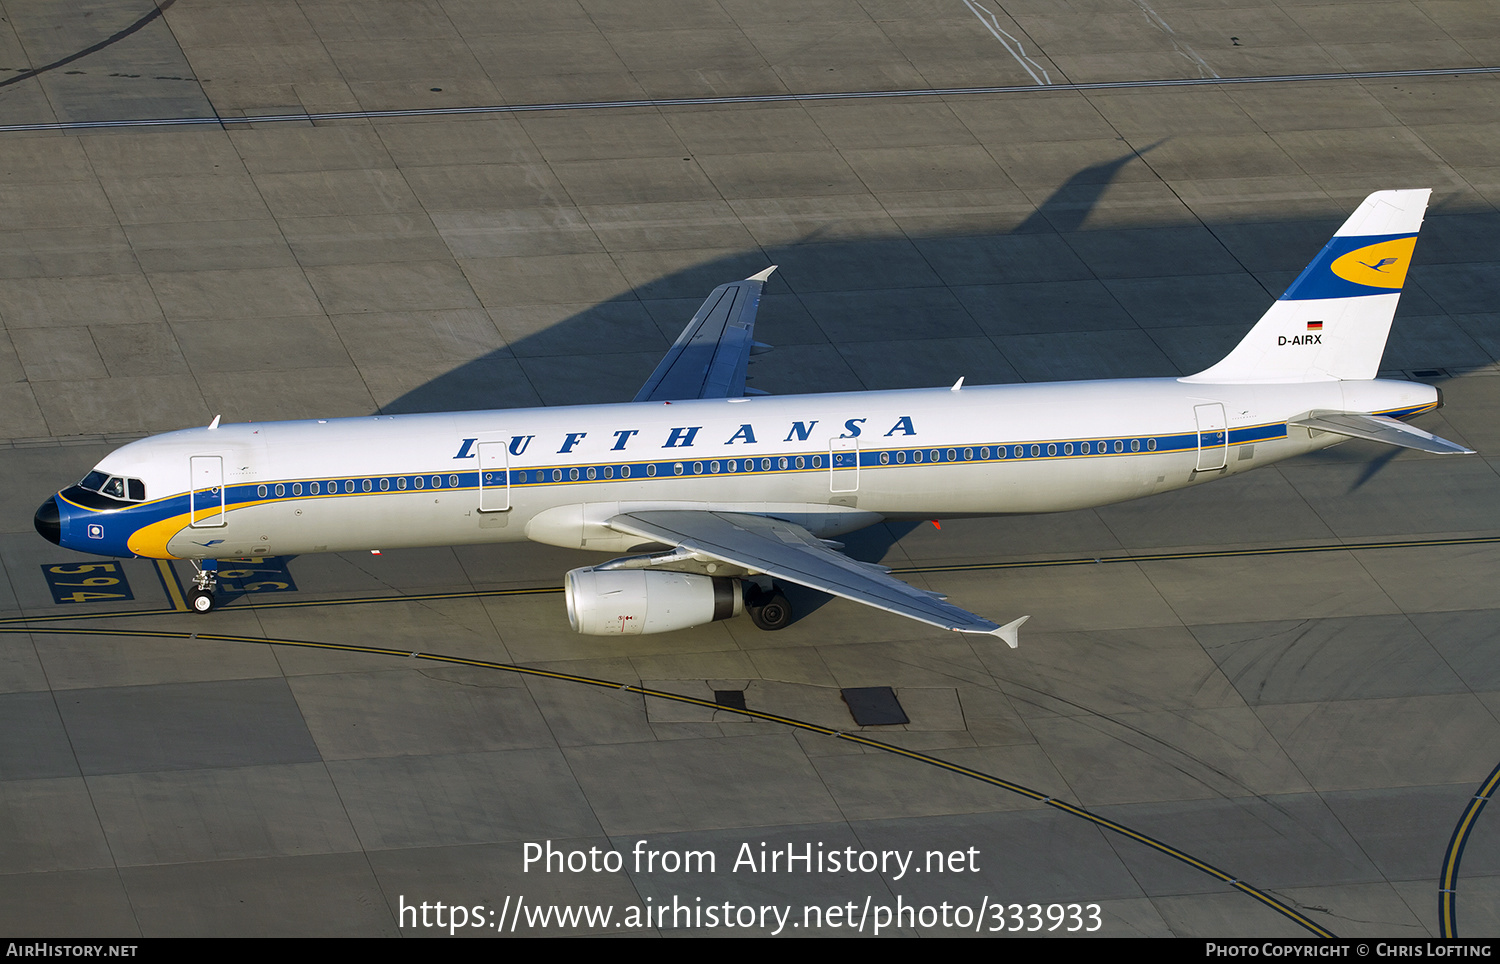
[{"x1": 0, "y1": 0, "x2": 1498, "y2": 938}]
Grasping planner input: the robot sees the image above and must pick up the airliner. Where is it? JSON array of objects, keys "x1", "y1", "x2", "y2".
[{"x1": 34, "y1": 190, "x2": 1472, "y2": 645}]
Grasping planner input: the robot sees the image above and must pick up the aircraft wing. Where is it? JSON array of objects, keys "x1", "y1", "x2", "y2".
[
  {"x1": 632, "y1": 267, "x2": 776, "y2": 402},
  {"x1": 607, "y1": 510, "x2": 1029, "y2": 645},
  {"x1": 1289, "y1": 412, "x2": 1475, "y2": 455}
]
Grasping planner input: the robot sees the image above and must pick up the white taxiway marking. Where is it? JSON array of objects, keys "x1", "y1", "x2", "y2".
[
  {"x1": 961, "y1": 0, "x2": 1052, "y2": 85},
  {"x1": 1130, "y1": 0, "x2": 1220, "y2": 79}
]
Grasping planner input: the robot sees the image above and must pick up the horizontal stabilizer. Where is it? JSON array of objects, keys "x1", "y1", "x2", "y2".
[{"x1": 1289, "y1": 412, "x2": 1475, "y2": 455}]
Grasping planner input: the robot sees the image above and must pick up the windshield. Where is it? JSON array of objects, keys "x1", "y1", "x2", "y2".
[
  {"x1": 78, "y1": 470, "x2": 109, "y2": 492},
  {"x1": 74, "y1": 471, "x2": 145, "y2": 503}
]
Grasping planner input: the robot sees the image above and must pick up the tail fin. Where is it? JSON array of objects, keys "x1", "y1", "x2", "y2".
[{"x1": 1184, "y1": 189, "x2": 1430, "y2": 384}]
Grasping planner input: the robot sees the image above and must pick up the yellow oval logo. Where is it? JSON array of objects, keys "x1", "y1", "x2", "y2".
[
  {"x1": 1330, "y1": 236, "x2": 1416, "y2": 289},
  {"x1": 126, "y1": 512, "x2": 190, "y2": 559}
]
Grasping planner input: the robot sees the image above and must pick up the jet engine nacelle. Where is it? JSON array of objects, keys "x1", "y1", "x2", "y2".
[{"x1": 565, "y1": 567, "x2": 744, "y2": 635}]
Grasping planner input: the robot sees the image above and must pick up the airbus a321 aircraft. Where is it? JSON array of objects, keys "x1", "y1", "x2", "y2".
[{"x1": 35, "y1": 190, "x2": 1472, "y2": 646}]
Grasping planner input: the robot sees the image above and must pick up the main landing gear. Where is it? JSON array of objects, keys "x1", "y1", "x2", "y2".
[
  {"x1": 189, "y1": 560, "x2": 218, "y2": 613},
  {"x1": 745, "y1": 582, "x2": 792, "y2": 631}
]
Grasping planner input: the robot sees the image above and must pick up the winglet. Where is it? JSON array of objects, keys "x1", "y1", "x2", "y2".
[
  {"x1": 747, "y1": 265, "x2": 778, "y2": 283},
  {"x1": 991, "y1": 614, "x2": 1030, "y2": 649}
]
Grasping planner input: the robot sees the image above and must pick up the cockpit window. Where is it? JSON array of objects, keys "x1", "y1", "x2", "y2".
[{"x1": 76, "y1": 471, "x2": 146, "y2": 503}]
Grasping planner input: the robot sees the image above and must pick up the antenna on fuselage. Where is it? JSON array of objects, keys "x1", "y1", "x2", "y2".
[
  {"x1": 207, "y1": 415, "x2": 221, "y2": 430},
  {"x1": 950, "y1": 377, "x2": 964, "y2": 391}
]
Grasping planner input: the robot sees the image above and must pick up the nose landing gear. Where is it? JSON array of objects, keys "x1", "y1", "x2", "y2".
[{"x1": 189, "y1": 560, "x2": 218, "y2": 613}]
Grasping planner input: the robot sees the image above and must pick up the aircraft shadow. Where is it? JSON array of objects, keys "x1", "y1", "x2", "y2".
[{"x1": 380, "y1": 149, "x2": 1157, "y2": 415}]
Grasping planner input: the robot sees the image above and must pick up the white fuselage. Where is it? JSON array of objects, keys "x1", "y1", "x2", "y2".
[{"x1": 76, "y1": 375, "x2": 1437, "y2": 563}]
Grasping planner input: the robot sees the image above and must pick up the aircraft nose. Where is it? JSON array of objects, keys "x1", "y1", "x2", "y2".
[{"x1": 34, "y1": 496, "x2": 61, "y2": 545}]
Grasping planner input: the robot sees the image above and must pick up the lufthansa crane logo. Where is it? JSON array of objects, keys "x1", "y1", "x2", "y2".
[{"x1": 1329, "y1": 236, "x2": 1416, "y2": 289}]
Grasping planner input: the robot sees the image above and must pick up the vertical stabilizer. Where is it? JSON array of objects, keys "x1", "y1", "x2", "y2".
[{"x1": 1184, "y1": 189, "x2": 1430, "y2": 384}]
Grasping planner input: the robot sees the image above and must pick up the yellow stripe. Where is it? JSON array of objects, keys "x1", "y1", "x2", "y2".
[{"x1": 156, "y1": 560, "x2": 189, "y2": 612}]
